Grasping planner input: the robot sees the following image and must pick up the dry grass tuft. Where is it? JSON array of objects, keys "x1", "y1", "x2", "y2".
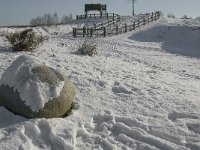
[
  {"x1": 78, "y1": 41, "x2": 97, "y2": 56},
  {"x1": 6, "y1": 29, "x2": 46, "y2": 51}
]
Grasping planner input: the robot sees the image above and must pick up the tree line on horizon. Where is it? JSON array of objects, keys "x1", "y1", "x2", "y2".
[
  {"x1": 30, "y1": 12, "x2": 73, "y2": 26},
  {"x1": 29, "y1": 10, "x2": 200, "y2": 27},
  {"x1": 165, "y1": 13, "x2": 200, "y2": 20}
]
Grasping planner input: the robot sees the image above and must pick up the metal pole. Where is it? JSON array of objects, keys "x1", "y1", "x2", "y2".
[{"x1": 132, "y1": 0, "x2": 135, "y2": 16}]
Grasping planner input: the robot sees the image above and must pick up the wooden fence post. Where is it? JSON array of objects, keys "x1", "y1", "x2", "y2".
[
  {"x1": 94, "y1": 24, "x2": 96, "y2": 30},
  {"x1": 73, "y1": 28, "x2": 76, "y2": 37},
  {"x1": 103, "y1": 27, "x2": 106, "y2": 37},
  {"x1": 87, "y1": 27, "x2": 89, "y2": 36},
  {"x1": 113, "y1": 13, "x2": 115, "y2": 21},
  {"x1": 106, "y1": 13, "x2": 109, "y2": 19},
  {"x1": 116, "y1": 26, "x2": 118, "y2": 35},
  {"x1": 138, "y1": 20, "x2": 140, "y2": 27},
  {"x1": 124, "y1": 24, "x2": 127, "y2": 33},
  {"x1": 133, "y1": 22, "x2": 135, "y2": 30},
  {"x1": 83, "y1": 27, "x2": 86, "y2": 37},
  {"x1": 90, "y1": 28, "x2": 93, "y2": 37}
]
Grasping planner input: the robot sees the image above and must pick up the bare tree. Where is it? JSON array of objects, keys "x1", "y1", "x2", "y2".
[
  {"x1": 60, "y1": 15, "x2": 70, "y2": 24},
  {"x1": 129, "y1": 0, "x2": 136, "y2": 16},
  {"x1": 69, "y1": 13, "x2": 73, "y2": 21},
  {"x1": 30, "y1": 12, "x2": 59, "y2": 26},
  {"x1": 181, "y1": 15, "x2": 188, "y2": 19},
  {"x1": 195, "y1": 16, "x2": 200, "y2": 21},
  {"x1": 52, "y1": 12, "x2": 59, "y2": 25}
]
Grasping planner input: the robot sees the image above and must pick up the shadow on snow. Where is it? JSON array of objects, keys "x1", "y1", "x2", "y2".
[
  {"x1": 0, "y1": 106, "x2": 27, "y2": 128},
  {"x1": 129, "y1": 25, "x2": 200, "y2": 59},
  {"x1": 0, "y1": 47, "x2": 13, "y2": 53}
]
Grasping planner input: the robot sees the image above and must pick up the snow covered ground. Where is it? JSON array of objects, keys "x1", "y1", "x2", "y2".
[{"x1": 0, "y1": 17, "x2": 200, "y2": 150}]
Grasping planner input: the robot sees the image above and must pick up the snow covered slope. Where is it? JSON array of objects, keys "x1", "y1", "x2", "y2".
[{"x1": 0, "y1": 17, "x2": 200, "y2": 150}]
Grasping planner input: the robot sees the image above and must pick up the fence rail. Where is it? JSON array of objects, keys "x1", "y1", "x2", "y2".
[
  {"x1": 73, "y1": 13, "x2": 120, "y2": 37},
  {"x1": 76, "y1": 13, "x2": 117, "y2": 20},
  {"x1": 73, "y1": 11, "x2": 160, "y2": 38}
]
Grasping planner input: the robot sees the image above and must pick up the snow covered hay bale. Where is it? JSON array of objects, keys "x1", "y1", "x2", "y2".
[{"x1": 0, "y1": 55, "x2": 75, "y2": 118}]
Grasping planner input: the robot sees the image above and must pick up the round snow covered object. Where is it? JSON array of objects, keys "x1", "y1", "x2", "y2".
[{"x1": 0, "y1": 55, "x2": 75, "y2": 118}]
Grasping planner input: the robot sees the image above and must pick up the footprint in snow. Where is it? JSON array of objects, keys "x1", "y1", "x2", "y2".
[
  {"x1": 23, "y1": 120, "x2": 73, "y2": 150},
  {"x1": 186, "y1": 123, "x2": 200, "y2": 134},
  {"x1": 82, "y1": 112, "x2": 185, "y2": 150},
  {"x1": 168, "y1": 112, "x2": 199, "y2": 122},
  {"x1": 112, "y1": 82, "x2": 132, "y2": 95}
]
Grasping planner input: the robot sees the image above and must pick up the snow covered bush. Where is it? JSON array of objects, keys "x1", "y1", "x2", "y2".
[
  {"x1": 6, "y1": 29, "x2": 45, "y2": 51},
  {"x1": 78, "y1": 41, "x2": 97, "y2": 56}
]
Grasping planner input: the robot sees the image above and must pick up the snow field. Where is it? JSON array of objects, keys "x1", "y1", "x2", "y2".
[{"x1": 0, "y1": 17, "x2": 200, "y2": 149}]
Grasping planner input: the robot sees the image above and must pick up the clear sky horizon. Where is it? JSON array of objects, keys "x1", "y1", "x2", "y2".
[{"x1": 0, "y1": 0, "x2": 199, "y2": 26}]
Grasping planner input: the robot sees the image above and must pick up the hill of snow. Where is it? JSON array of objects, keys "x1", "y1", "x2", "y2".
[{"x1": 0, "y1": 17, "x2": 200, "y2": 150}]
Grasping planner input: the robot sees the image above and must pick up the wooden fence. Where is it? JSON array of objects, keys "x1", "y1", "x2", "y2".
[
  {"x1": 73, "y1": 13, "x2": 120, "y2": 37},
  {"x1": 76, "y1": 13, "x2": 116, "y2": 20},
  {"x1": 73, "y1": 11, "x2": 160, "y2": 38}
]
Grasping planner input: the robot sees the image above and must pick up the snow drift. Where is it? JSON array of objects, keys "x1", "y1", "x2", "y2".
[{"x1": 130, "y1": 18, "x2": 200, "y2": 58}]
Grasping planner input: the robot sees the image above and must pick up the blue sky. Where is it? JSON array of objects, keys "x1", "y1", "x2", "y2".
[{"x1": 0, "y1": 0, "x2": 199, "y2": 25}]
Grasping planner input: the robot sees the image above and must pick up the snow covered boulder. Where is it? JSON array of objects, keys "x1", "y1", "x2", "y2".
[{"x1": 0, "y1": 55, "x2": 75, "y2": 118}]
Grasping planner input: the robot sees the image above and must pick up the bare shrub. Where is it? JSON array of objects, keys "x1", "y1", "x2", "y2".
[
  {"x1": 167, "y1": 13, "x2": 175, "y2": 18},
  {"x1": 195, "y1": 16, "x2": 200, "y2": 22},
  {"x1": 6, "y1": 29, "x2": 45, "y2": 51},
  {"x1": 78, "y1": 41, "x2": 97, "y2": 56},
  {"x1": 181, "y1": 15, "x2": 192, "y2": 19}
]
